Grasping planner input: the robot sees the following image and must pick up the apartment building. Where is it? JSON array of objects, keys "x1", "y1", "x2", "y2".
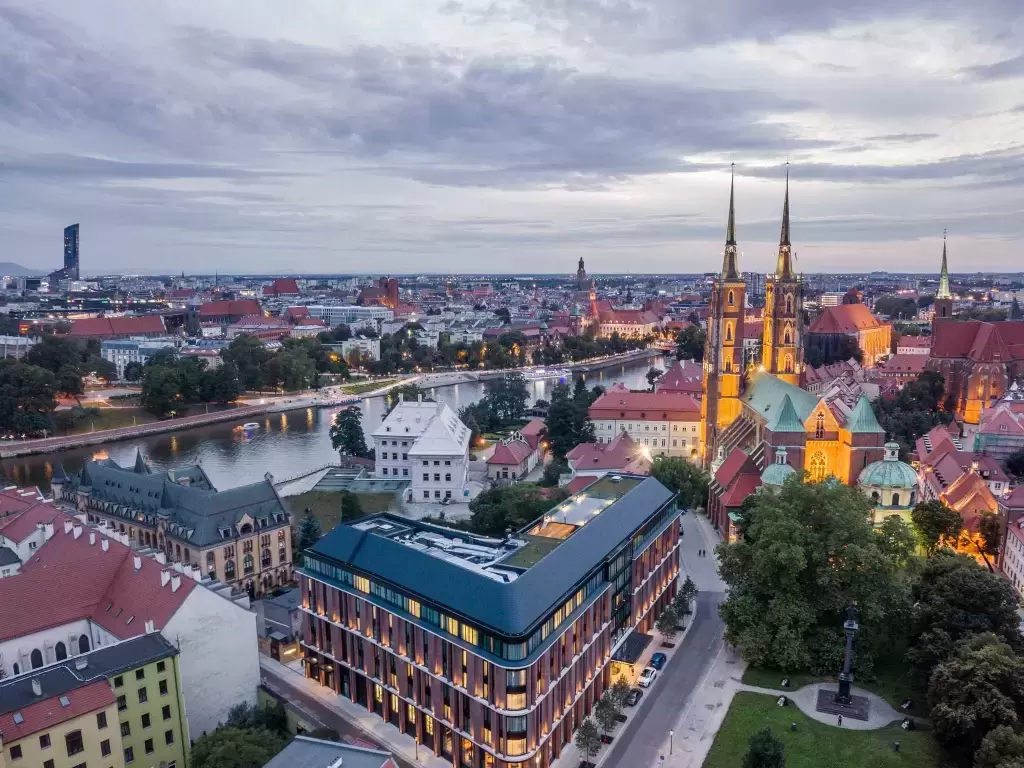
[
  {"x1": 305, "y1": 305, "x2": 394, "y2": 331},
  {"x1": 299, "y1": 475, "x2": 681, "y2": 768},
  {"x1": 588, "y1": 387, "x2": 702, "y2": 460}
]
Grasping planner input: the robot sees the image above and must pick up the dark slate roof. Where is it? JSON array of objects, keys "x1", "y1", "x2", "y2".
[
  {"x1": 0, "y1": 546, "x2": 19, "y2": 567},
  {"x1": 64, "y1": 459, "x2": 287, "y2": 547},
  {"x1": 0, "y1": 633, "x2": 177, "y2": 715},
  {"x1": 262, "y1": 736, "x2": 393, "y2": 768},
  {"x1": 310, "y1": 476, "x2": 675, "y2": 637}
]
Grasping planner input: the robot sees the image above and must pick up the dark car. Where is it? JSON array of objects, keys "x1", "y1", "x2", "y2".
[
  {"x1": 626, "y1": 688, "x2": 644, "y2": 706},
  {"x1": 650, "y1": 652, "x2": 667, "y2": 670}
]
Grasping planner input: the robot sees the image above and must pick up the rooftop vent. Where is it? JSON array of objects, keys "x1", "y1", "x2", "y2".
[
  {"x1": 31, "y1": 679, "x2": 42, "y2": 697},
  {"x1": 59, "y1": 695, "x2": 71, "y2": 707},
  {"x1": 610, "y1": 475, "x2": 622, "y2": 483}
]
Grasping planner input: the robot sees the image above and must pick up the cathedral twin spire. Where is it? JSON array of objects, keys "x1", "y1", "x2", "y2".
[{"x1": 720, "y1": 163, "x2": 793, "y2": 280}]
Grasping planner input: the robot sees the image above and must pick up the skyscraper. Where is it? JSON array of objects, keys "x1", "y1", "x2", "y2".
[{"x1": 64, "y1": 223, "x2": 80, "y2": 280}]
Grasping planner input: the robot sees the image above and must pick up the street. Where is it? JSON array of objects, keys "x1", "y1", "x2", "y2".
[{"x1": 600, "y1": 591, "x2": 726, "y2": 768}]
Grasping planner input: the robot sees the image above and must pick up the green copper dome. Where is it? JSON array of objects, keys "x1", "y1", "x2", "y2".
[
  {"x1": 858, "y1": 442, "x2": 918, "y2": 490},
  {"x1": 761, "y1": 447, "x2": 796, "y2": 486}
]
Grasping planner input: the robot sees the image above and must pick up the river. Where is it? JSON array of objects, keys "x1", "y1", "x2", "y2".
[{"x1": 2, "y1": 358, "x2": 666, "y2": 492}]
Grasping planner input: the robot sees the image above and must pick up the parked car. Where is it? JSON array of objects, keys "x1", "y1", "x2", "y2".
[
  {"x1": 650, "y1": 652, "x2": 667, "y2": 670},
  {"x1": 638, "y1": 666, "x2": 658, "y2": 688},
  {"x1": 626, "y1": 688, "x2": 644, "y2": 706}
]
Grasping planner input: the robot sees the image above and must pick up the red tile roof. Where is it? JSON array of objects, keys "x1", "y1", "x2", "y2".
[
  {"x1": 264, "y1": 278, "x2": 300, "y2": 296},
  {"x1": 876, "y1": 354, "x2": 927, "y2": 376},
  {"x1": 721, "y1": 473, "x2": 762, "y2": 507},
  {"x1": 565, "y1": 476, "x2": 598, "y2": 495},
  {"x1": 714, "y1": 446, "x2": 752, "y2": 488},
  {"x1": 519, "y1": 419, "x2": 547, "y2": 450},
  {"x1": 589, "y1": 390, "x2": 700, "y2": 421},
  {"x1": 0, "y1": 502, "x2": 61, "y2": 543},
  {"x1": 979, "y1": 405, "x2": 1024, "y2": 436},
  {"x1": 943, "y1": 472, "x2": 998, "y2": 530},
  {"x1": 656, "y1": 361, "x2": 703, "y2": 395},
  {"x1": 0, "y1": 487, "x2": 46, "y2": 520},
  {"x1": 931, "y1": 320, "x2": 1024, "y2": 362},
  {"x1": 809, "y1": 304, "x2": 886, "y2": 334},
  {"x1": 0, "y1": 680, "x2": 114, "y2": 740},
  {"x1": 0, "y1": 516, "x2": 194, "y2": 643},
  {"x1": 198, "y1": 299, "x2": 263, "y2": 318},
  {"x1": 487, "y1": 439, "x2": 534, "y2": 466},
  {"x1": 284, "y1": 306, "x2": 311, "y2": 321},
  {"x1": 566, "y1": 432, "x2": 650, "y2": 474},
  {"x1": 68, "y1": 316, "x2": 167, "y2": 338}
]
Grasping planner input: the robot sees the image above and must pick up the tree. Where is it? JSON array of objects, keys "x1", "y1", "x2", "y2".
[
  {"x1": 911, "y1": 499, "x2": 963, "y2": 555},
  {"x1": 340, "y1": 492, "x2": 363, "y2": 522},
  {"x1": 718, "y1": 480, "x2": 911, "y2": 675},
  {"x1": 458, "y1": 404, "x2": 482, "y2": 446},
  {"x1": 467, "y1": 484, "x2": 569, "y2": 537},
  {"x1": 874, "y1": 295, "x2": 919, "y2": 320},
  {"x1": 124, "y1": 361, "x2": 144, "y2": 382},
  {"x1": 875, "y1": 515, "x2": 920, "y2": 566},
  {"x1": 655, "y1": 605, "x2": 679, "y2": 639},
  {"x1": 980, "y1": 513, "x2": 1003, "y2": 558},
  {"x1": 0, "y1": 361, "x2": 58, "y2": 435},
  {"x1": 1007, "y1": 449, "x2": 1024, "y2": 479},
  {"x1": 298, "y1": 510, "x2": 323, "y2": 550},
  {"x1": 479, "y1": 372, "x2": 529, "y2": 426},
  {"x1": 673, "y1": 576, "x2": 698, "y2": 615},
  {"x1": 191, "y1": 727, "x2": 285, "y2": 768},
  {"x1": 224, "y1": 701, "x2": 290, "y2": 738},
  {"x1": 929, "y1": 635, "x2": 1024, "y2": 758},
  {"x1": 593, "y1": 692, "x2": 619, "y2": 737},
  {"x1": 140, "y1": 365, "x2": 182, "y2": 417},
  {"x1": 574, "y1": 717, "x2": 601, "y2": 766},
  {"x1": 610, "y1": 676, "x2": 631, "y2": 709},
  {"x1": 385, "y1": 383, "x2": 432, "y2": 414},
  {"x1": 1011, "y1": 298, "x2": 1023, "y2": 321},
  {"x1": 540, "y1": 459, "x2": 567, "y2": 487},
  {"x1": 676, "y1": 325, "x2": 706, "y2": 362},
  {"x1": 200, "y1": 362, "x2": 243, "y2": 404},
  {"x1": 649, "y1": 457, "x2": 710, "y2": 510},
  {"x1": 646, "y1": 367, "x2": 662, "y2": 390},
  {"x1": 330, "y1": 406, "x2": 370, "y2": 458},
  {"x1": 545, "y1": 383, "x2": 595, "y2": 458},
  {"x1": 222, "y1": 335, "x2": 272, "y2": 391},
  {"x1": 907, "y1": 552, "x2": 1024, "y2": 683},
  {"x1": 743, "y1": 727, "x2": 786, "y2": 768},
  {"x1": 975, "y1": 725, "x2": 1024, "y2": 768},
  {"x1": 307, "y1": 727, "x2": 342, "y2": 742}
]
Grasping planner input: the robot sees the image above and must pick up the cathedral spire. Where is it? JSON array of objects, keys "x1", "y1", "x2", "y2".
[
  {"x1": 775, "y1": 164, "x2": 794, "y2": 279},
  {"x1": 937, "y1": 230, "x2": 952, "y2": 300},
  {"x1": 721, "y1": 164, "x2": 740, "y2": 280}
]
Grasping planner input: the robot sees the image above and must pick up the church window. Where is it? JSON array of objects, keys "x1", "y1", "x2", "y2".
[
  {"x1": 784, "y1": 354, "x2": 794, "y2": 373},
  {"x1": 727, "y1": 290, "x2": 735, "y2": 306},
  {"x1": 815, "y1": 413, "x2": 825, "y2": 439},
  {"x1": 809, "y1": 452, "x2": 827, "y2": 482},
  {"x1": 785, "y1": 295, "x2": 793, "y2": 314},
  {"x1": 784, "y1": 329, "x2": 791, "y2": 344},
  {"x1": 891, "y1": 492, "x2": 901, "y2": 507},
  {"x1": 725, "y1": 324, "x2": 732, "y2": 342}
]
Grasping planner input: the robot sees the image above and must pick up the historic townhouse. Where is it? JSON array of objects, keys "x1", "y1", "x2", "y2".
[
  {"x1": 300, "y1": 475, "x2": 680, "y2": 768},
  {"x1": 54, "y1": 454, "x2": 292, "y2": 596}
]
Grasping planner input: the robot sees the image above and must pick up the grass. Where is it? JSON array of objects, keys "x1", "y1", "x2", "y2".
[
  {"x1": 339, "y1": 378, "x2": 397, "y2": 395},
  {"x1": 703, "y1": 692, "x2": 945, "y2": 768},
  {"x1": 284, "y1": 490, "x2": 396, "y2": 531},
  {"x1": 501, "y1": 534, "x2": 565, "y2": 569},
  {"x1": 741, "y1": 667, "x2": 828, "y2": 692},
  {"x1": 55, "y1": 407, "x2": 161, "y2": 435}
]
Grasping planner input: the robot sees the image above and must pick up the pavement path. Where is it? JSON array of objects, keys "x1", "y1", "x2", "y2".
[{"x1": 737, "y1": 682, "x2": 911, "y2": 730}]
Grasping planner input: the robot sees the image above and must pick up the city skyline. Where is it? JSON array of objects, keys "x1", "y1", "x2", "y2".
[{"x1": 2, "y1": 2, "x2": 1023, "y2": 274}]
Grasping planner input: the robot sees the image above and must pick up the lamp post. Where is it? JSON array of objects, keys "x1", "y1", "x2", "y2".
[
  {"x1": 669, "y1": 730, "x2": 674, "y2": 755},
  {"x1": 835, "y1": 604, "x2": 859, "y2": 706}
]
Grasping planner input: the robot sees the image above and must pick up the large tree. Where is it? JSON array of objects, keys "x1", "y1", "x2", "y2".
[
  {"x1": 907, "y1": 552, "x2": 1023, "y2": 684},
  {"x1": 929, "y1": 635, "x2": 1024, "y2": 759},
  {"x1": 743, "y1": 727, "x2": 786, "y2": 768},
  {"x1": 718, "y1": 479, "x2": 911, "y2": 675},
  {"x1": 190, "y1": 727, "x2": 285, "y2": 768},
  {"x1": 330, "y1": 406, "x2": 370, "y2": 458},
  {"x1": 911, "y1": 499, "x2": 964, "y2": 555},
  {"x1": 545, "y1": 383, "x2": 595, "y2": 458},
  {"x1": 467, "y1": 484, "x2": 568, "y2": 537},
  {"x1": 676, "y1": 325, "x2": 706, "y2": 362},
  {"x1": 975, "y1": 725, "x2": 1024, "y2": 768},
  {"x1": 221, "y1": 335, "x2": 272, "y2": 391},
  {"x1": 649, "y1": 456, "x2": 710, "y2": 510},
  {"x1": 140, "y1": 365, "x2": 182, "y2": 417},
  {"x1": 0, "y1": 361, "x2": 59, "y2": 435}
]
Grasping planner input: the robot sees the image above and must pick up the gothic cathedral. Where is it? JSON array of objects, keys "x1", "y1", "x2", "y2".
[{"x1": 762, "y1": 167, "x2": 804, "y2": 386}]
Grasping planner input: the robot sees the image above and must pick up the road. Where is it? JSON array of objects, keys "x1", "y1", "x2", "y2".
[
  {"x1": 600, "y1": 591, "x2": 726, "y2": 768},
  {"x1": 261, "y1": 664, "x2": 418, "y2": 768}
]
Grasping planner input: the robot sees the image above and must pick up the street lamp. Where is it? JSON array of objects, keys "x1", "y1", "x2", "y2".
[{"x1": 669, "y1": 730, "x2": 674, "y2": 755}]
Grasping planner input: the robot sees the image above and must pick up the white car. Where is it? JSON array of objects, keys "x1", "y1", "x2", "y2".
[{"x1": 638, "y1": 666, "x2": 658, "y2": 688}]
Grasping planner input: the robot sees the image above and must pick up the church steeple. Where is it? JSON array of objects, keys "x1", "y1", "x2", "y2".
[
  {"x1": 775, "y1": 164, "x2": 794, "y2": 279},
  {"x1": 722, "y1": 164, "x2": 740, "y2": 280},
  {"x1": 936, "y1": 230, "x2": 951, "y2": 300}
]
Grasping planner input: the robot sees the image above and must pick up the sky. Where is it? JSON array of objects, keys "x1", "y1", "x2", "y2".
[{"x1": 1, "y1": 1, "x2": 1023, "y2": 276}]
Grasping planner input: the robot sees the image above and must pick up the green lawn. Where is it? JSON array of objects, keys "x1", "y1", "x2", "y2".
[
  {"x1": 284, "y1": 490, "x2": 396, "y2": 531},
  {"x1": 340, "y1": 379, "x2": 397, "y2": 395},
  {"x1": 54, "y1": 407, "x2": 160, "y2": 435},
  {"x1": 741, "y1": 667, "x2": 828, "y2": 692},
  {"x1": 703, "y1": 692, "x2": 946, "y2": 768}
]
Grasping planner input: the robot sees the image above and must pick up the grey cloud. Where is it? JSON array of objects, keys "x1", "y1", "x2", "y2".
[
  {"x1": 0, "y1": 154, "x2": 290, "y2": 181},
  {"x1": 865, "y1": 133, "x2": 938, "y2": 142},
  {"x1": 963, "y1": 54, "x2": 1024, "y2": 81}
]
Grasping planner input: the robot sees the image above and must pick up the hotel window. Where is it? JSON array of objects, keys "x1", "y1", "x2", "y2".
[
  {"x1": 461, "y1": 624, "x2": 478, "y2": 645},
  {"x1": 354, "y1": 575, "x2": 370, "y2": 593}
]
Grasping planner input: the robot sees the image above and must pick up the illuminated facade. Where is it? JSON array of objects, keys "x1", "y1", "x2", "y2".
[{"x1": 762, "y1": 168, "x2": 804, "y2": 387}]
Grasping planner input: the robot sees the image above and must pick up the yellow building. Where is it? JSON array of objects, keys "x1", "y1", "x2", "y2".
[
  {"x1": 762, "y1": 167, "x2": 804, "y2": 387},
  {"x1": 857, "y1": 442, "x2": 920, "y2": 526},
  {"x1": 0, "y1": 633, "x2": 188, "y2": 768}
]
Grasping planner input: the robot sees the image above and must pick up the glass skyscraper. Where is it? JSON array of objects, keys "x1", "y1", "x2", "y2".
[{"x1": 64, "y1": 223, "x2": 80, "y2": 280}]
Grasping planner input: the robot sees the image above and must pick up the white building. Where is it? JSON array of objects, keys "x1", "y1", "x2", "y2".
[
  {"x1": 0, "y1": 335, "x2": 37, "y2": 360},
  {"x1": 338, "y1": 336, "x2": 381, "y2": 362},
  {"x1": 101, "y1": 337, "x2": 178, "y2": 379},
  {"x1": 372, "y1": 398, "x2": 471, "y2": 503},
  {"x1": 588, "y1": 386, "x2": 703, "y2": 460},
  {"x1": 305, "y1": 305, "x2": 394, "y2": 331},
  {"x1": 0, "y1": 509, "x2": 260, "y2": 738}
]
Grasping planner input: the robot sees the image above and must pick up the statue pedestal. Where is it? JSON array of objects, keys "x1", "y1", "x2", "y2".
[
  {"x1": 815, "y1": 688, "x2": 871, "y2": 722},
  {"x1": 836, "y1": 672, "x2": 853, "y2": 705}
]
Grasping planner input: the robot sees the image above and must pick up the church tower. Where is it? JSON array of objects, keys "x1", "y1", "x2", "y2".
[
  {"x1": 762, "y1": 167, "x2": 803, "y2": 386},
  {"x1": 933, "y1": 232, "x2": 953, "y2": 328},
  {"x1": 703, "y1": 167, "x2": 747, "y2": 467},
  {"x1": 576, "y1": 257, "x2": 588, "y2": 291}
]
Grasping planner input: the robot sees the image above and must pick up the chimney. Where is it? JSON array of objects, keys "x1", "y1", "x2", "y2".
[
  {"x1": 160, "y1": 570, "x2": 171, "y2": 587},
  {"x1": 170, "y1": 574, "x2": 181, "y2": 592},
  {"x1": 155, "y1": 552, "x2": 166, "y2": 565},
  {"x1": 75, "y1": 656, "x2": 88, "y2": 671},
  {"x1": 44, "y1": 523, "x2": 54, "y2": 540},
  {"x1": 399, "y1": 392, "x2": 404, "y2": 403},
  {"x1": 89, "y1": 532, "x2": 96, "y2": 546},
  {"x1": 101, "y1": 539, "x2": 110, "y2": 552},
  {"x1": 72, "y1": 525, "x2": 82, "y2": 540},
  {"x1": 417, "y1": 393, "x2": 423, "y2": 402},
  {"x1": 64, "y1": 520, "x2": 73, "y2": 534},
  {"x1": 133, "y1": 555, "x2": 142, "y2": 571},
  {"x1": 31, "y1": 678, "x2": 42, "y2": 697},
  {"x1": 144, "y1": 619, "x2": 155, "y2": 634}
]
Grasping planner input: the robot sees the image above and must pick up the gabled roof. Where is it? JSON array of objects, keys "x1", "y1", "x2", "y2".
[
  {"x1": 655, "y1": 360, "x2": 703, "y2": 395},
  {"x1": 0, "y1": 679, "x2": 113, "y2": 741},
  {"x1": 876, "y1": 354, "x2": 928, "y2": 376},
  {"x1": 198, "y1": 299, "x2": 262, "y2": 318},
  {"x1": 566, "y1": 432, "x2": 650, "y2": 474},
  {"x1": 68, "y1": 316, "x2": 167, "y2": 338},
  {"x1": 742, "y1": 371, "x2": 819, "y2": 425},
  {"x1": 943, "y1": 472, "x2": 998, "y2": 530},
  {"x1": 0, "y1": 502, "x2": 60, "y2": 543},
  {"x1": 809, "y1": 304, "x2": 886, "y2": 334},
  {"x1": 589, "y1": 390, "x2": 701, "y2": 421},
  {"x1": 487, "y1": 439, "x2": 534, "y2": 466},
  {"x1": 846, "y1": 395, "x2": 885, "y2": 434},
  {"x1": 721, "y1": 473, "x2": 762, "y2": 507},
  {"x1": 768, "y1": 394, "x2": 805, "y2": 433},
  {"x1": 406, "y1": 404, "x2": 471, "y2": 457}
]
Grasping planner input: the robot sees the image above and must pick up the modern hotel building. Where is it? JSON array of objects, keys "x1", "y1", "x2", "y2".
[{"x1": 299, "y1": 475, "x2": 681, "y2": 768}]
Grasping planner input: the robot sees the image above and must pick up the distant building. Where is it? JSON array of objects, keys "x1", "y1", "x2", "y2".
[
  {"x1": 299, "y1": 474, "x2": 680, "y2": 768},
  {"x1": 874, "y1": 353, "x2": 927, "y2": 382},
  {"x1": 101, "y1": 338, "x2": 177, "y2": 379},
  {"x1": 68, "y1": 316, "x2": 167, "y2": 340},
  {"x1": 305, "y1": 305, "x2": 394, "y2": 331},
  {"x1": 64, "y1": 223, "x2": 80, "y2": 281},
  {"x1": 973, "y1": 390, "x2": 1024, "y2": 461},
  {"x1": 896, "y1": 335, "x2": 931, "y2": 356},
  {"x1": 588, "y1": 386, "x2": 702, "y2": 460},
  {"x1": 358, "y1": 278, "x2": 399, "y2": 309},
  {"x1": 337, "y1": 336, "x2": 381, "y2": 363},
  {"x1": 807, "y1": 303, "x2": 892, "y2": 368},
  {"x1": 654, "y1": 360, "x2": 703, "y2": 401},
  {"x1": 226, "y1": 315, "x2": 291, "y2": 342},
  {"x1": 197, "y1": 298, "x2": 264, "y2": 325},
  {"x1": 262, "y1": 278, "x2": 301, "y2": 297},
  {"x1": 0, "y1": 335, "x2": 37, "y2": 360},
  {"x1": 486, "y1": 420, "x2": 546, "y2": 484},
  {"x1": 372, "y1": 399, "x2": 471, "y2": 503},
  {"x1": 858, "y1": 442, "x2": 920, "y2": 527}
]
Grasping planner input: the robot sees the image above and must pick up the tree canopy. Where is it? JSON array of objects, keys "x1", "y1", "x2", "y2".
[
  {"x1": 0, "y1": 360, "x2": 59, "y2": 435},
  {"x1": 467, "y1": 484, "x2": 568, "y2": 537},
  {"x1": 743, "y1": 727, "x2": 786, "y2": 768},
  {"x1": 649, "y1": 456, "x2": 710, "y2": 510},
  {"x1": 545, "y1": 382, "x2": 595, "y2": 458},
  {"x1": 329, "y1": 406, "x2": 371, "y2": 458},
  {"x1": 872, "y1": 370, "x2": 952, "y2": 457},
  {"x1": 911, "y1": 499, "x2": 963, "y2": 555},
  {"x1": 676, "y1": 325, "x2": 706, "y2": 362},
  {"x1": 718, "y1": 478, "x2": 911, "y2": 675},
  {"x1": 190, "y1": 728, "x2": 285, "y2": 768}
]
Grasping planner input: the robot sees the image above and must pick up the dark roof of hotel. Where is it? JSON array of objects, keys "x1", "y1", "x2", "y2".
[
  {"x1": 310, "y1": 475, "x2": 675, "y2": 637},
  {"x1": 263, "y1": 736, "x2": 394, "y2": 768}
]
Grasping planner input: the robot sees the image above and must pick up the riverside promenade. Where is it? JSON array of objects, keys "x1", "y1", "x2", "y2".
[{"x1": 0, "y1": 404, "x2": 269, "y2": 459}]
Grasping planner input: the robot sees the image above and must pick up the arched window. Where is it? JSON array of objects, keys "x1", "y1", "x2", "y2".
[
  {"x1": 225, "y1": 559, "x2": 236, "y2": 581},
  {"x1": 815, "y1": 413, "x2": 825, "y2": 439},
  {"x1": 206, "y1": 551, "x2": 216, "y2": 572},
  {"x1": 261, "y1": 548, "x2": 272, "y2": 568},
  {"x1": 240, "y1": 523, "x2": 253, "y2": 534},
  {"x1": 78, "y1": 635, "x2": 90, "y2": 654},
  {"x1": 891, "y1": 492, "x2": 900, "y2": 507},
  {"x1": 910, "y1": 491, "x2": 917, "y2": 506},
  {"x1": 786, "y1": 294, "x2": 793, "y2": 314},
  {"x1": 175, "y1": 544, "x2": 181, "y2": 560},
  {"x1": 728, "y1": 290, "x2": 735, "y2": 306},
  {"x1": 183, "y1": 549, "x2": 190, "y2": 564},
  {"x1": 784, "y1": 329, "x2": 791, "y2": 344},
  {"x1": 31, "y1": 649, "x2": 43, "y2": 669},
  {"x1": 12, "y1": 662, "x2": 19, "y2": 675},
  {"x1": 785, "y1": 354, "x2": 794, "y2": 373},
  {"x1": 55, "y1": 642, "x2": 67, "y2": 661},
  {"x1": 871, "y1": 491, "x2": 880, "y2": 503},
  {"x1": 809, "y1": 452, "x2": 827, "y2": 482},
  {"x1": 244, "y1": 553, "x2": 254, "y2": 575}
]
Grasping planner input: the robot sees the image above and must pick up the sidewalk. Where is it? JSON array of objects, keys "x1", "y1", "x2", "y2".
[
  {"x1": 260, "y1": 656, "x2": 451, "y2": 768},
  {"x1": 738, "y1": 682, "x2": 910, "y2": 730}
]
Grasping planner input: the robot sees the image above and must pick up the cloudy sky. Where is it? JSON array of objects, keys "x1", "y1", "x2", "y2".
[{"x1": 2, "y1": 1, "x2": 1023, "y2": 276}]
